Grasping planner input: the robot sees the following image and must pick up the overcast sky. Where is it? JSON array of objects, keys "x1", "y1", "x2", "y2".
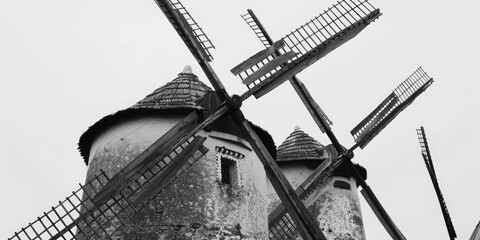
[{"x1": 1, "y1": 0, "x2": 479, "y2": 239}]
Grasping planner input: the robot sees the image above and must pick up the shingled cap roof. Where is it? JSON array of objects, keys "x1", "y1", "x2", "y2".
[
  {"x1": 131, "y1": 66, "x2": 212, "y2": 110},
  {"x1": 276, "y1": 126, "x2": 326, "y2": 162},
  {"x1": 78, "y1": 66, "x2": 212, "y2": 164}
]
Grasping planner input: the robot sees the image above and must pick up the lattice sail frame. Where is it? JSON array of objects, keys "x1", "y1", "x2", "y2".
[
  {"x1": 241, "y1": 9, "x2": 334, "y2": 133},
  {"x1": 155, "y1": 0, "x2": 215, "y2": 61},
  {"x1": 9, "y1": 171, "x2": 134, "y2": 240},
  {"x1": 241, "y1": 9, "x2": 271, "y2": 49},
  {"x1": 351, "y1": 67, "x2": 434, "y2": 149},
  {"x1": 232, "y1": 0, "x2": 380, "y2": 98},
  {"x1": 416, "y1": 127, "x2": 457, "y2": 240},
  {"x1": 9, "y1": 136, "x2": 208, "y2": 240}
]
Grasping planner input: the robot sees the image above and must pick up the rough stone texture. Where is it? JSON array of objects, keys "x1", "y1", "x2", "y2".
[
  {"x1": 266, "y1": 163, "x2": 366, "y2": 240},
  {"x1": 85, "y1": 112, "x2": 184, "y2": 181},
  {"x1": 310, "y1": 176, "x2": 366, "y2": 240},
  {"x1": 266, "y1": 161, "x2": 315, "y2": 213},
  {"x1": 84, "y1": 114, "x2": 268, "y2": 239}
]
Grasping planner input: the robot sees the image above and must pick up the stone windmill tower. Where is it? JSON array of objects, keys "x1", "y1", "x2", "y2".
[
  {"x1": 77, "y1": 66, "x2": 276, "y2": 239},
  {"x1": 267, "y1": 126, "x2": 367, "y2": 240}
]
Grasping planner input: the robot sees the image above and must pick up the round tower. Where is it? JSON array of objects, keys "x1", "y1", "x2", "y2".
[
  {"x1": 78, "y1": 67, "x2": 275, "y2": 239},
  {"x1": 267, "y1": 126, "x2": 367, "y2": 240}
]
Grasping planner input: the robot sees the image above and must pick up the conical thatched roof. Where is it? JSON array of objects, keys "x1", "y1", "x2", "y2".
[
  {"x1": 131, "y1": 66, "x2": 212, "y2": 110},
  {"x1": 78, "y1": 66, "x2": 212, "y2": 164},
  {"x1": 276, "y1": 126, "x2": 325, "y2": 162}
]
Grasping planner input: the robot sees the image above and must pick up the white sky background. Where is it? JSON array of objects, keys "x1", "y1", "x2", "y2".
[{"x1": 1, "y1": 0, "x2": 479, "y2": 239}]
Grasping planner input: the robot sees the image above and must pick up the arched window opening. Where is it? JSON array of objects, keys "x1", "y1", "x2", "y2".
[{"x1": 333, "y1": 180, "x2": 351, "y2": 190}]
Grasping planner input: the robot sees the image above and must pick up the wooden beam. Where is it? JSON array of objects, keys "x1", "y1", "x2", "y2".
[
  {"x1": 230, "y1": 39, "x2": 285, "y2": 75},
  {"x1": 343, "y1": 158, "x2": 406, "y2": 240},
  {"x1": 154, "y1": 0, "x2": 230, "y2": 101},
  {"x1": 361, "y1": 189, "x2": 407, "y2": 240},
  {"x1": 268, "y1": 155, "x2": 332, "y2": 226},
  {"x1": 289, "y1": 77, "x2": 332, "y2": 133}
]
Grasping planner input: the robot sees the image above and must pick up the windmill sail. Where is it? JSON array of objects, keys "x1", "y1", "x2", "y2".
[
  {"x1": 241, "y1": 9, "x2": 272, "y2": 48},
  {"x1": 351, "y1": 67, "x2": 434, "y2": 149},
  {"x1": 240, "y1": 9, "x2": 333, "y2": 133},
  {"x1": 417, "y1": 127, "x2": 457, "y2": 240},
  {"x1": 9, "y1": 135, "x2": 209, "y2": 240},
  {"x1": 8, "y1": 171, "x2": 136, "y2": 240},
  {"x1": 232, "y1": 0, "x2": 381, "y2": 99},
  {"x1": 241, "y1": 8, "x2": 411, "y2": 240},
  {"x1": 154, "y1": 0, "x2": 215, "y2": 61}
]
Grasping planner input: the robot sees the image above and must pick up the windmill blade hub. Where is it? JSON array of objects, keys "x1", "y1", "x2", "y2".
[{"x1": 227, "y1": 94, "x2": 243, "y2": 110}]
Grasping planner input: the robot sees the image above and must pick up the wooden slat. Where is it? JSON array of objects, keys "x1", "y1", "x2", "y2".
[
  {"x1": 175, "y1": 9, "x2": 211, "y2": 61},
  {"x1": 242, "y1": 51, "x2": 298, "y2": 85},
  {"x1": 354, "y1": 79, "x2": 433, "y2": 149},
  {"x1": 131, "y1": 136, "x2": 208, "y2": 206},
  {"x1": 230, "y1": 39, "x2": 285, "y2": 75}
]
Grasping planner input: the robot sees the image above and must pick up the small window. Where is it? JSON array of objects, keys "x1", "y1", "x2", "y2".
[
  {"x1": 333, "y1": 180, "x2": 351, "y2": 190},
  {"x1": 220, "y1": 157, "x2": 236, "y2": 185}
]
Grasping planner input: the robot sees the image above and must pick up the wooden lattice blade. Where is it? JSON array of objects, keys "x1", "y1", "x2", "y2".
[
  {"x1": 234, "y1": 0, "x2": 381, "y2": 99},
  {"x1": 241, "y1": 9, "x2": 272, "y2": 48},
  {"x1": 351, "y1": 67, "x2": 434, "y2": 149},
  {"x1": 154, "y1": 0, "x2": 214, "y2": 61},
  {"x1": 417, "y1": 127, "x2": 457, "y2": 240},
  {"x1": 14, "y1": 108, "x2": 222, "y2": 240},
  {"x1": 9, "y1": 171, "x2": 137, "y2": 240},
  {"x1": 240, "y1": 9, "x2": 333, "y2": 133},
  {"x1": 252, "y1": 13, "x2": 379, "y2": 98}
]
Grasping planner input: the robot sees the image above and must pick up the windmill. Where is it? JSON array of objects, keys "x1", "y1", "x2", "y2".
[
  {"x1": 416, "y1": 127, "x2": 457, "y2": 240},
  {"x1": 8, "y1": 0, "x2": 433, "y2": 239},
  {"x1": 240, "y1": 8, "x2": 433, "y2": 240}
]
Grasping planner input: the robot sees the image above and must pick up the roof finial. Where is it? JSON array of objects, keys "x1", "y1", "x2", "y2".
[
  {"x1": 182, "y1": 65, "x2": 193, "y2": 74},
  {"x1": 294, "y1": 126, "x2": 301, "y2": 132}
]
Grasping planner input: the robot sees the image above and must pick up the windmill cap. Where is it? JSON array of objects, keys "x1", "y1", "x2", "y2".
[
  {"x1": 131, "y1": 68, "x2": 212, "y2": 110},
  {"x1": 78, "y1": 67, "x2": 212, "y2": 164},
  {"x1": 276, "y1": 126, "x2": 326, "y2": 162}
]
